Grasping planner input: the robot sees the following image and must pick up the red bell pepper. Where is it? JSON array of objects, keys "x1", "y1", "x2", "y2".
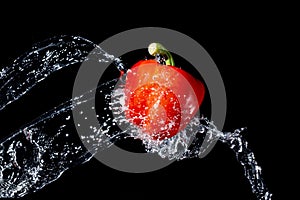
[{"x1": 124, "y1": 43, "x2": 205, "y2": 140}]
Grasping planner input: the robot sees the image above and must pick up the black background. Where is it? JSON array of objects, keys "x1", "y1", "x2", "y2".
[{"x1": 0, "y1": 8, "x2": 291, "y2": 200}]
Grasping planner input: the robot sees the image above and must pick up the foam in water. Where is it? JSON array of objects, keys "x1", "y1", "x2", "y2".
[{"x1": 0, "y1": 35, "x2": 271, "y2": 199}]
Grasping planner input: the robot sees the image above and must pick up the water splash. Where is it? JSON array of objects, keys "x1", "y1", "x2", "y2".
[
  {"x1": 0, "y1": 35, "x2": 121, "y2": 197},
  {"x1": 0, "y1": 35, "x2": 118, "y2": 111},
  {"x1": 0, "y1": 35, "x2": 271, "y2": 199},
  {"x1": 220, "y1": 128, "x2": 272, "y2": 200},
  {"x1": 0, "y1": 78, "x2": 123, "y2": 197},
  {"x1": 111, "y1": 85, "x2": 272, "y2": 200}
]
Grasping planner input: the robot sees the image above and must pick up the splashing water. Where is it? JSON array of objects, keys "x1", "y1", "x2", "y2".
[{"x1": 0, "y1": 36, "x2": 271, "y2": 199}]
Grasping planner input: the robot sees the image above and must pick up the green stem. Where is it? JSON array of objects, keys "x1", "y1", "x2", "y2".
[{"x1": 148, "y1": 43, "x2": 175, "y2": 66}]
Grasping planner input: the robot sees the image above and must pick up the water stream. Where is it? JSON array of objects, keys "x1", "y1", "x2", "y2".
[{"x1": 0, "y1": 35, "x2": 271, "y2": 199}]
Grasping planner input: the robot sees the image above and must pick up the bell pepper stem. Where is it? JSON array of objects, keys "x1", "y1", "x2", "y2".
[{"x1": 148, "y1": 43, "x2": 175, "y2": 66}]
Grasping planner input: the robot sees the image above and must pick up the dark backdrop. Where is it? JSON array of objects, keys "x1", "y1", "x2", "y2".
[{"x1": 0, "y1": 14, "x2": 286, "y2": 200}]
